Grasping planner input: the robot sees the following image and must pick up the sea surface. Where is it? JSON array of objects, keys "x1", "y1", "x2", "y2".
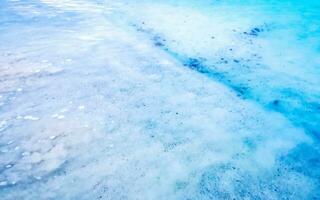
[{"x1": 0, "y1": 0, "x2": 319, "y2": 199}]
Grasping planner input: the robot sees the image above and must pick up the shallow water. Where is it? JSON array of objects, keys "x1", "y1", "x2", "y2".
[{"x1": 0, "y1": 0, "x2": 319, "y2": 199}]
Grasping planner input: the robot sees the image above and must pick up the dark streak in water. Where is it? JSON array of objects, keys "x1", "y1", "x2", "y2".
[{"x1": 130, "y1": 22, "x2": 320, "y2": 140}]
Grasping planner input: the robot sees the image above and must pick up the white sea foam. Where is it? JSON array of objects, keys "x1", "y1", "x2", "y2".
[{"x1": 0, "y1": 0, "x2": 319, "y2": 199}]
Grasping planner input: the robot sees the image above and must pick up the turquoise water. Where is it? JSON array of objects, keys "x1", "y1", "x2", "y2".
[{"x1": 0, "y1": 0, "x2": 319, "y2": 199}]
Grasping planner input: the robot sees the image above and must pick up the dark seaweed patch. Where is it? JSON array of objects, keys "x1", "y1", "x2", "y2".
[
  {"x1": 268, "y1": 100, "x2": 283, "y2": 111},
  {"x1": 183, "y1": 57, "x2": 208, "y2": 73},
  {"x1": 152, "y1": 35, "x2": 166, "y2": 47},
  {"x1": 231, "y1": 85, "x2": 248, "y2": 97},
  {"x1": 181, "y1": 57, "x2": 251, "y2": 98},
  {"x1": 244, "y1": 27, "x2": 264, "y2": 36},
  {"x1": 183, "y1": 58, "x2": 202, "y2": 69},
  {"x1": 273, "y1": 100, "x2": 280, "y2": 106}
]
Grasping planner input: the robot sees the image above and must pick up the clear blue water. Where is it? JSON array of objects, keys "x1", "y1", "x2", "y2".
[{"x1": 0, "y1": 0, "x2": 319, "y2": 199}]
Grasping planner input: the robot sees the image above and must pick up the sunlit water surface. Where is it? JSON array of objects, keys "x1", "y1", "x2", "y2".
[{"x1": 0, "y1": 0, "x2": 319, "y2": 199}]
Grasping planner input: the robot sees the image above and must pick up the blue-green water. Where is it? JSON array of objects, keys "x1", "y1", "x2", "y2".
[{"x1": 0, "y1": 0, "x2": 319, "y2": 199}]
